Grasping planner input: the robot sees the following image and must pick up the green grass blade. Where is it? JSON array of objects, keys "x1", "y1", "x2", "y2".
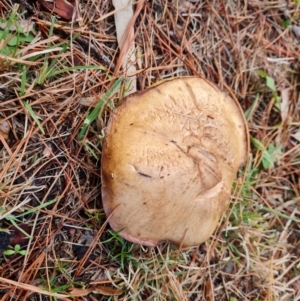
[
  {"x1": 5, "y1": 216, "x2": 32, "y2": 239},
  {"x1": 20, "y1": 66, "x2": 26, "y2": 96},
  {"x1": 250, "y1": 136, "x2": 273, "y2": 169},
  {"x1": 256, "y1": 205, "x2": 300, "y2": 223},
  {"x1": 23, "y1": 101, "x2": 45, "y2": 134},
  {"x1": 47, "y1": 64, "x2": 106, "y2": 78},
  {"x1": 78, "y1": 77, "x2": 123, "y2": 140},
  {"x1": 15, "y1": 198, "x2": 58, "y2": 218}
]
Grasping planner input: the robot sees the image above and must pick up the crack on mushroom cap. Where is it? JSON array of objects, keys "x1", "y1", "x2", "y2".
[{"x1": 101, "y1": 77, "x2": 248, "y2": 247}]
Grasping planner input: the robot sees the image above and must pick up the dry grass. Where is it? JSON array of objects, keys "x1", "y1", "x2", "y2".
[{"x1": 0, "y1": 0, "x2": 299, "y2": 300}]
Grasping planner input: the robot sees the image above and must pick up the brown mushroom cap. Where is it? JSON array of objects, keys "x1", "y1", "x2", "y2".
[{"x1": 101, "y1": 77, "x2": 249, "y2": 247}]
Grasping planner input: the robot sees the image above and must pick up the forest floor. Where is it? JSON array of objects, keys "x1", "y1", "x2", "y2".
[{"x1": 0, "y1": 1, "x2": 299, "y2": 300}]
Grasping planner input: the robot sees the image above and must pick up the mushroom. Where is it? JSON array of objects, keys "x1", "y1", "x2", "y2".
[{"x1": 101, "y1": 77, "x2": 249, "y2": 247}]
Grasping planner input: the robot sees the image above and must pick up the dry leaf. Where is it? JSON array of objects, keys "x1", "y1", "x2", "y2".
[
  {"x1": 9, "y1": 224, "x2": 32, "y2": 247},
  {"x1": 78, "y1": 230, "x2": 94, "y2": 245},
  {"x1": 93, "y1": 286, "x2": 124, "y2": 296},
  {"x1": 276, "y1": 88, "x2": 290, "y2": 144},
  {"x1": 0, "y1": 19, "x2": 34, "y2": 33},
  {"x1": 42, "y1": 144, "x2": 52, "y2": 157},
  {"x1": 69, "y1": 287, "x2": 93, "y2": 297},
  {"x1": 79, "y1": 96, "x2": 97, "y2": 107},
  {"x1": 112, "y1": 0, "x2": 137, "y2": 95},
  {"x1": 69, "y1": 285, "x2": 123, "y2": 297},
  {"x1": 177, "y1": 0, "x2": 195, "y2": 12},
  {"x1": 38, "y1": 0, "x2": 80, "y2": 21},
  {"x1": 280, "y1": 88, "x2": 289, "y2": 123},
  {"x1": 204, "y1": 278, "x2": 214, "y2": 301}
]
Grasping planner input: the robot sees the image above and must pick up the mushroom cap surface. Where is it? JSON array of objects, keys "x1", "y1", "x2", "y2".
[{"x1": 101, "y1": 77, "x2": 248, "y2": 247}]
